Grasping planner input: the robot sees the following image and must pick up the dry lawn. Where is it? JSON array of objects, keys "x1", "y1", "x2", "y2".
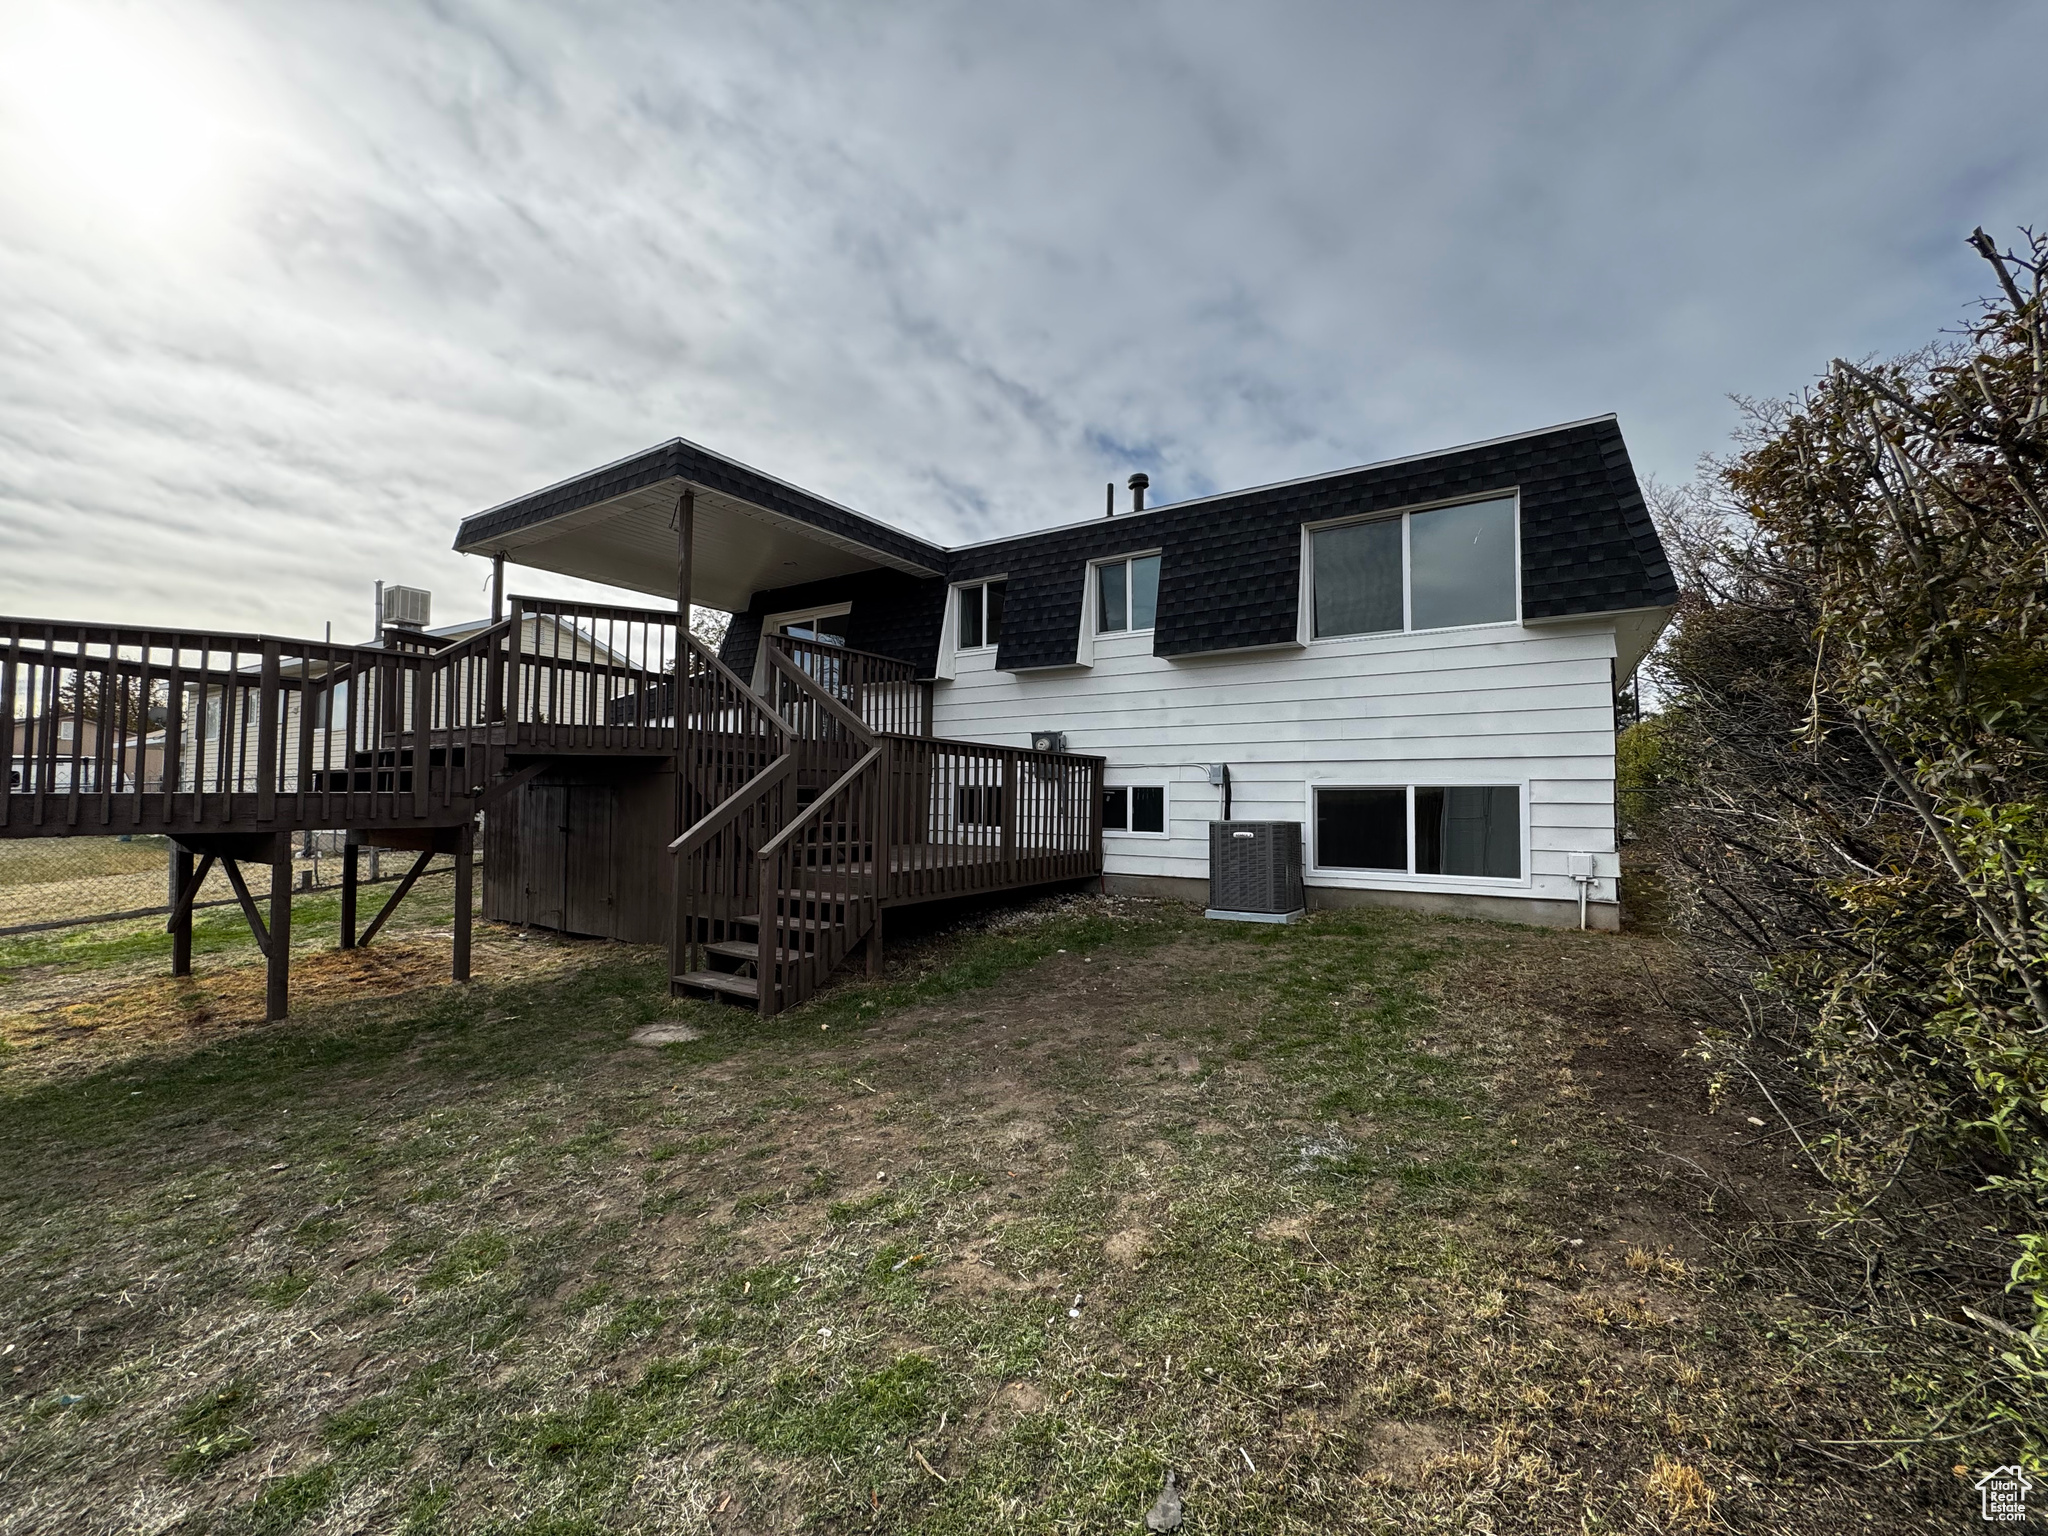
[{"x1": 0, "y1": 891, "x2": 1999, "y2": 1532}]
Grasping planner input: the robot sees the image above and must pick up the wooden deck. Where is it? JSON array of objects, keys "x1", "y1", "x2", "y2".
[{"x1": 2, "y1": 600, "x2": 1104, "y2": 1021}]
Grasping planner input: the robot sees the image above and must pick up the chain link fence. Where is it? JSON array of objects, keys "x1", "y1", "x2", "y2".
[{"x1": 0, "y1": 830, "x2": 479, "y2": 936}]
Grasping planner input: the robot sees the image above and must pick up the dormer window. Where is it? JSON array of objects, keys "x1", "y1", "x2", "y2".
[
  {"x1": 957, "y1": 581, "x2": 1005, "y2": 651},
  {"x1": 1310, "y1": 496, "x2": 1518, "y2": 638},
  {"x1": 1095, "y1": 554, "x2": 1160, "y2": 634}
]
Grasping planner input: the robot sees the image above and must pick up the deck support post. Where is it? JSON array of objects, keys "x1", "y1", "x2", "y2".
[
  {"x1": 490, "y1": 552, "x2": 505, "y2": 625},
  {"x1": 453, "y1": 821, "x2": 474, "y2": 982},
  {"x1": 266, "y1": 831, "x2": 292, "y2": 1021},
  {"x1": 866, "y1": 908, "x2": 883, "y2": 979},
  {"x1": 341, "y1": 839, "x2": 359, "y2": 949},
  {"x1": 170, "y1": 846, "x2": 194, "y2": 977}
]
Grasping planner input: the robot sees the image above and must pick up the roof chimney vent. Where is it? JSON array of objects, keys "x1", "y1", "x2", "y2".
[
  {"x1": 1127, "y1": 472, "x2": 1149, "y2": 514},
  {"x1": 1105, "y1": 481, "x2": 1115, "y2": 518}
]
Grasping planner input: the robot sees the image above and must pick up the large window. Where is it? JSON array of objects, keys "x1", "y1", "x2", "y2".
[
  {"x1": 1096, "y1": 555, "x2": 1161, "y2": 633},
  {"x1": 1311, "y1": 496, "x2": 1517, "y2": 638},
  {"x1": 1314, "y1": 784, "x2": 1521, "y2": 879},
  {"x1": 774, "y1": 606, "x2": 850, "y2": 645},
  {"x1": 1102, "y1": 783, "x2": 1167, "y2": 836},
  {"x1": 957, "y1": 581, "x2": 1005, "y2": 650}
]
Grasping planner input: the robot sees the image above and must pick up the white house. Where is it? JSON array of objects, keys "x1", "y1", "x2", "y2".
[{"x1": 457, "y1": 414, "x2": 1673, "y2": 931}]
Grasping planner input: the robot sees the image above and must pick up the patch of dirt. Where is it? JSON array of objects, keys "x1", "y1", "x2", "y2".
[
  {"x1": 1360, "y1": 1420, "x2": 1458, "y2": 1487},
  {"x1": 629, "y1": 1023, "x2": 704, "y2": 1046},
  {"x1": 1253, "y1": 1215, "x2": 1311, "y2": 1244},
  {"x1": 0, "y1": 927, "x2": 587, "y2": 1087},
  {"x1": 987, "y1": 1381, "x2": 1049, "y2": 1421},
  {"x1": 1102, "y1": 1227, "x2": 1152, "y2": 1266}
]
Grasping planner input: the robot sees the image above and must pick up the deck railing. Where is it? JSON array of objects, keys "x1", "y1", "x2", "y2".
[
  {"x1": 765, "y1": 633, "x2": 931, "y2": 737},
  {"x1": 879, "y1": 732, "x2": 1102, "y2": 903},
  {"x1": 0, "y1": 616, "x2": 511, "y2": 833},
  {"x1": 502, "y1": 596, "x2": 680, "y2": 754}
]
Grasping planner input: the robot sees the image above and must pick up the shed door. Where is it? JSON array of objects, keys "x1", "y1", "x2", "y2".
[
  {"x1": 563, "y1": 783, "x2": 616, "y2": 937},
  {"x1": 522, "y1": 784, "x2": 568, "y2": 930}
]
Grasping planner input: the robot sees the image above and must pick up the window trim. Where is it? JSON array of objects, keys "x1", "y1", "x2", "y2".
[
  {"x1": 1299, "y1": 491, "x2": 1522, "y2": 644},
  {"x1": 762, "y1": 601, "x2": 853, "y2": 642},
  {"x1": 952, "y1": 578, "x2": 1006, "y2": 654},
  {"x1": 1304, "y1": 777, "x2": 1530, "y2": 888},
  {"x1": 1089, "y1": 550, "x2": 1163, "y2": 639},
  {"x1": 1102, "y1": 780, "x2": 1170, "y2": 839}
]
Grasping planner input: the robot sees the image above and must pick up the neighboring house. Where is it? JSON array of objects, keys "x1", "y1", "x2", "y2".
[
  {"x1": 457, "y1": 413, "x2": 1674, "y2": 930},
  {"x1": 6, "y1": 716, "x2": 165, "y2": 795}
]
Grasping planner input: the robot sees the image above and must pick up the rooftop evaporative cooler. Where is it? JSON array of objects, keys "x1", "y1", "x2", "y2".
[{"x1": 1206, "y1": 820, "x2": 1305, "y2": 924}]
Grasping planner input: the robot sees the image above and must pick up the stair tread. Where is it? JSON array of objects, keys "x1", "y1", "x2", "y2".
[
  {"x1": 673, "y1": 970, "x2": 760, "y2": 999},
  {"x1": 705, "y1": 939, "x2": 837, "y2": 963}
]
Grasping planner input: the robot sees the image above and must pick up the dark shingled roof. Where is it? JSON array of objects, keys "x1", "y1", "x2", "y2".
[
  {"x1": 497, "y1": 417, "x2": 1675, "y2": 681},
  {"x1": 453, "y1": 437, "x2": 949, "y2": 575},
  {"x1": 950, "y1": 414, "x2": 1676, "y2": 670}
]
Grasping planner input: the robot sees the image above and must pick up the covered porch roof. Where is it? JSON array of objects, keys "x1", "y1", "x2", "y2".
[{"x1": 452, "y1": 438, "x2": 948, "y2": 613}]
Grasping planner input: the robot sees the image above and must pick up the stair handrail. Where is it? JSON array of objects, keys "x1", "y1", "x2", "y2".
[
  {"x1": 752, "y1": 744, "x2": 885, "y2": 862},
  {"x1": 763, "y1": 643, "x2": 876, "y2": 746},
  {"x1": 682, "y1": 631, "x2": 786, "y2": 745},
  {"x1": 668, "y1": 753, "x2": 794, "y2": 857},
  {"x1": 753, "y1": 742, "x2": 886, "y2": 1017}
]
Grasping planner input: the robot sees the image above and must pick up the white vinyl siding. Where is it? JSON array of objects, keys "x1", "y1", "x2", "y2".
[{"x1": 929, "y1": 617, "x2": 1622, "y2": 910}]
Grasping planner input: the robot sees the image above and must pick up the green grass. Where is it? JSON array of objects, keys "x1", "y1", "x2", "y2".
[
  {"x1": 0, "y1": 894, "x2": 1973, "y2": 1532},
  {"x1": 0, "y1": 834, "x2": 170, "y2": 887}
]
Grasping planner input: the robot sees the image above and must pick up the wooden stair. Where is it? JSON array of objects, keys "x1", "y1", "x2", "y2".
[
  {"x1": 673, "y1": 969, "x2": 761, "y2": 1002},
  {"x1": 673, "y1": 910, "x2": 856, "y2": 1006}
]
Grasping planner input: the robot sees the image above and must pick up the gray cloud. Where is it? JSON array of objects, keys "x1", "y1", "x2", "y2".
[{"x1": 1, "y1": 0, "x2": 2043, "y2": 634}]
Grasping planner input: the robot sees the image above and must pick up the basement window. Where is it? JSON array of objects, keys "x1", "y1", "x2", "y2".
[
  {"x1": 1095, "y1": 555, "x2": 1161, "y2": 634},
  {"x1": 1102, "y1": 784, "x2": 1167, "y2": 836},
  {"x1": 1314, "y1": 784, "x2": 1521, "y2": 879},
  {"x1": 1310, "y1": 495, "x2": 1518, "y2": 637},
  {"x1": 956, "y1": 581, "x2": 1005, "y2": 651},
  {"x1": 956, "y1": 784, "x2": 1004, "y2": 827}
]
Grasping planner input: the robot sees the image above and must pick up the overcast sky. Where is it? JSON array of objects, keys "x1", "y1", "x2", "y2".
[{"x1": 1, "y1": 0, "x2": 2043, "y2": 636}]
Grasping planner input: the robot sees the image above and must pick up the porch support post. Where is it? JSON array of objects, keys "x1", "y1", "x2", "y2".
[
  {"x1": 490, "y1": 551, "x2": 505, "y2": 626},
  {"x1": 866, "y1": 908, "x2": 884, "y2": 979},
  {"x1": 170, "y1": 845, "x2": 194, "y2": 977},
  {"x1": 340, "y1": 838, "x2": 359, "y2": 948},
  {"x1": 266, "y1": 831, "x2": 292, "y2": 1021},
  {"x1": 670, "y1": 486, "x2": 694, "y2": 991},
  {"x1": 453, "y1": 821, "x2": 474, "y2": 982}
]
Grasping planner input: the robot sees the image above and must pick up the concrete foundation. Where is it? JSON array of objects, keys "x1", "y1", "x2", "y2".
[{"x1": 1102, "y1": 872, "x2": 1622, "y2": 932}]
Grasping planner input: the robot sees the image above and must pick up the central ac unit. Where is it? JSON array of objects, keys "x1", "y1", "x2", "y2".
[{"x1": 1206, "y1": 820, "x2": 1305, "y2": 923}]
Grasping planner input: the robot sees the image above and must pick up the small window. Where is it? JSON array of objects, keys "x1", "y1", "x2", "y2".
[
  {"x1": 956, "y1": 784, "x2": 1003, "y2": 827},
  {"x1": 1311, "y1": 496, "x2": 1517, "y2": 638},
  {"x1": 1313, "y1": 519, "x2": 1402, "y2": 638},
  {"x1": 1103, "y1": 783, "x2": 1167, "y2": 836},
  {"x1": 1096, "y1": 555, "x2": 1161, "y2": 634},
  {"x1": 1414, "y1": 785, "x2": 1519, "y2": 878},
  {"x1": 1316, "y1": 788, "x2": 1407, "y2": 870},
  {"x1": 1409, "y1": 500, "x2": 1516, "y2": 630},
  {"x1": 957, "y1": 582, "x2": 1005, "y2": 651}
]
